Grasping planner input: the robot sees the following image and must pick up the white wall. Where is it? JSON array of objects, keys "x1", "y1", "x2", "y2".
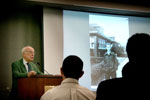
[
  {"x1": 44, "y1": 9, "x2": 91, "y2": 89},
  {"x1": 129, "y1": 16, "x2": 150, "y2": 36},
  {"x1": 43, "y1": 7, "x2": 63, "y2": 75},
  {"x1": 63, "y1": 10, "x2": 91, "y2": 89}
]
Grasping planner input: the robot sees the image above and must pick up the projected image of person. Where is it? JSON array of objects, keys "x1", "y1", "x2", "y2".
[{"x1": 101, "y1": 43, "x2": 119, "y2": 80}]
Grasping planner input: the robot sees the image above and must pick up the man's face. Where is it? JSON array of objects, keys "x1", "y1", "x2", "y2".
[
  {"x1": 106, "y1": 44, "x2": 112, "y2": 51},
  {"x1": 23, "y1": 47, "x2": 35, "y2": 62}
]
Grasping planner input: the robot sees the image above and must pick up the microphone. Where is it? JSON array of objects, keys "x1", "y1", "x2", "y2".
[
  {"x1": 37, "y1": 62, "x2": 41, "y2": 66},
  {"x1": 37, "y1": 62, "x2": 51, "y2": 75}
]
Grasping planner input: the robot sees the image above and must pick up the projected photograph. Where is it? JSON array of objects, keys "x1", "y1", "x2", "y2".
[{"x1": 89, "y1": 14, "x2": 129, "y2": 88}]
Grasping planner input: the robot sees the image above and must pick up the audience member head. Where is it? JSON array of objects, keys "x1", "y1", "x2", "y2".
[
  {"x1": 126, "y1": 33, "x2": 150, "y2": 63},
  {"x1": 61, "y1": 55, "x2": 84, "y2": 80},
  {"x1": 22, "y1": 46, "x2": 35, "y2": 62},
  {"x1": 122, "y1": 33, "x2": 150, "y2": 78}
]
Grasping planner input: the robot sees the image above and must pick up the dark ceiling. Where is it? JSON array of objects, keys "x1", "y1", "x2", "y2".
[
  {"x1": 99, "y1": 0, "x2": 150, "y2": 6},
  {"x1": 0, "y1": 0, "x2": 149, "y2": 17}
]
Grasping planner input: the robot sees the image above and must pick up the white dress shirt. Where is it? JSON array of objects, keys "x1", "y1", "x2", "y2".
[
  {"x1": 23, "y1": 58, "x2": 30, "y2": 72},
  {"x1": 40, "y1": 78, "x2": 96, "y2": 100}
]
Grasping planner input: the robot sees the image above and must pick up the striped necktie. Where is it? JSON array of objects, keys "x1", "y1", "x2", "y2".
[{"x1": 27, "y1": 63, "x2": 31, "y2": 72}]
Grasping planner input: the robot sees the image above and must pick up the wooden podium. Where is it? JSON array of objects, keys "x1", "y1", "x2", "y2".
[{"x1": 17, "y1": 75, "x2": 62, "y2": 100}]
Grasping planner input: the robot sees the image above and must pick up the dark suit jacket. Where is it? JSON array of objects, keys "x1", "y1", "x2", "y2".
[
  {"x1": 96, "y1": 62, "x2": 148, "y2": 100},
  {"x1": 11, "y1": 58, "x2": 43, "y2": 94}
]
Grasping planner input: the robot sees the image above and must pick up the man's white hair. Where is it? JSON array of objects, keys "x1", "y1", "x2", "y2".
[{"x1": 21, "y1": 46, "x2": 32, "y2": 54}]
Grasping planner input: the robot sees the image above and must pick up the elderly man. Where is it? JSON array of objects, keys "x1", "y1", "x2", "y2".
[{"x1": 9, "y1": 46, "x2": 42, "y2": 100}]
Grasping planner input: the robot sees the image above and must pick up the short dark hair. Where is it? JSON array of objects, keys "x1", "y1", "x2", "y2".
[
  {"x1": 126, "y1": 33, "x2": 150, "y2": 62},
  {"x1": 62, "y1": 55, "x2": 83, "y2": 79}
]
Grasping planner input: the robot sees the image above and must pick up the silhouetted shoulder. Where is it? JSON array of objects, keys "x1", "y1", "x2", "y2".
[{"x1": 96, "y1": 78, "x2": 126, "y2": 100}]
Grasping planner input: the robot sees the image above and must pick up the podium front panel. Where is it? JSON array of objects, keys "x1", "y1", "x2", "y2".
[{"x1": 18, "y1": 75, "x2": 62, "y2": 100}]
